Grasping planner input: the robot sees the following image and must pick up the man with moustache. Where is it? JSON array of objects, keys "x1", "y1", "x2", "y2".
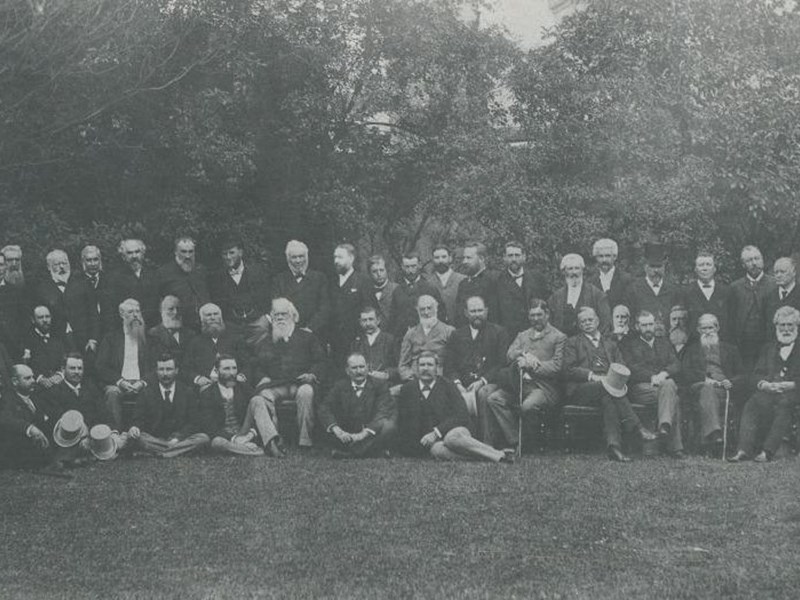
[
  {"x1": 1, "y1": 245, "x2": 25, "y2": 288},
  {"x1": 330, "y1": 243, "x2": 371, "y2": 367},
  {"x1": 454, "y1": 242, "x2": 500, "y2": 327},
  {"x1": 730, "y1": 306, "x2": 800, "y2": 462},
  {"x1": 610, "y1": 305, "x2": 632, "y2": 343},
  {"x1": 110, "y1": 238, "x2": 160, "y2": 328},
  {"x1": 765, "y1": 257, "x2": 800, "y2": 331},
  {"x1": 495, "y1": 241, "x2": 549, "y2": 337},
  {"x1": 426, "y1": 245, "x2": 465, "y2": 322},
  {"x1": 21, "y1": 305, "x2": 69, "y2": 388},
  {"x1": 444, "y1": 296, "x2": 510, "y2": 419},
  {"x1": 668, "y1": 305, "x2": 690, "y2": 358},
  {"x1": 626, "y1": 243, "x2": 683, "y2": 337},
  {"x1": 271, "y1": 240, "x2": 330, "y2": 335},
  {"x1": 398, "y1": 295, "x2": 454, "y2": 382},
  {"x1": 587, "y1": 238, "x2": 633, "y2": 312},
  {"x1": 80, "y1": 245, "x2": 116, "y2": 337},
  {"x1": 319, "y1": 353, "x2": 397, "y2": 458},
  {"x1": 157, "y1": 236, "x2": 210, "y2": 330},
  {"x1": 0, "y1": 249, "x2": 26, "y2": 358},
  {"x1": 388, "y1": 251, "x2": 444, "y2": 337},
  {"x1": 209, "y1": 237, "x2": 270, "y2": 339},
  {"x1": 184, "y1": 303, "x2": 243, "y2": 392},
  {"x1": 147, "y1": 295, "x2": 196, "y2": 379},
  {"x1": 683, "y1": 252, "x2": 731, "y2": 338},
  {"x1": 483, "y1": 299, "x2": 566, "y2": 449},
  {"x1": 96, "y1": 299, "x2": 150, "y2": 431},
  {"x1": 396, "y1": 351, "x2": 514, "y2": 462},
  {"x1": 250, "y1": 298, "x2": 326, "y2": 449},
  {"x1": 682, "y1": 314, "x2": 744, "y2": 451},
  {"x1": 621, "y1": 311, "x2": 685, "y2": 459},
  {"x1": 728, "y1": 245, "x2": 776, "y2": 371},
  {"x1": 44, "y1": 353, "x2": 110, "y2": 428},
  {"x1": 366, "y1": 255, "x2": 398, "y2": 326},
  {"x1": 350, "y1": 306, "x2": 400, "y2": 390},
  {"x1": 35, "y1": 249, "x2": 99, "y2": 358},
  {"x1": 547, "y1": 253, "x2": 610, "y2": 337}
]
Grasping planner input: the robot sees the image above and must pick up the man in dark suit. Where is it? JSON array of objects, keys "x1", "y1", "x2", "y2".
[
  {"x1": 271, "y1": 239, "x2": 330, "y2": 336},
  {"x1": 764, "y1": 257, "x2": 800, "y2": 337},
  {"x1": 109, "y1": 239, "x2": 160, "y2": 329},
  {"x1": 35, "y1": 249, "x2": 99, "y2": 357},
  {"x1": 319, "y1": 353, "x2": 397, "y2": 458},
  {"x1": 96, "y1": 299, "x2": 150, "y2": 431},
  {"x1": 682, "y1": 313, "x2": 745, "y2": 449},
  {"x1": 388, "y1": 251, "x2": 444, "y2": 337},
  {"x1": 157, "y1": 236, "x2": 210, "y2": 330},
  {"x1": 495, "y1": 241, "x2": 549, "y2": 336},
  {"x1": 730, "y1": 306, "x2": 800, "y2": 462},
  {"x1": 184, "y1": 303, "x2": 243, "y2": 392},
  {"x1": 563, "y1": 307, "x2": 656, "y2": 461},
  {"x1": 193, "y1": 354, "x2": 283, "y2": 457},
  {"x1": 365, "y1": 255, "x2": 398, "y2": 327},
  {"x1": 0, "y1": 364, "x2": 56, "y2": 469},
  {"x1": 396, "y1": 351, "x2": 513, "y2": 462},
  {"x1": 626, "y1": 243, "x2": 683, "y2": 337},
  {"x1": 209, "y1": 237, "x2": 270, "y2": 339},
  {"x1": 455, "y1": 242, "x2": 501, "y2": 327},
  {"x1": 548, "y1": 253, "x2": 611, "y2": 337},
  {"x1": 330, "y1": 243, "x2": 371, "y2": 367},
  {"x1": 44, "y1": 352, "x2": 109, "y2": 427},
  {"x1": 146, "y1": 295, "x2": 197, "y2": 381},
  {"x1": 620, "y1": 311, "x2": 684, "y2": 458},
  {"x1": 683, "y1": 252, "x2": 731, "y2": 339},
  {"x1": 250, "y1": 297, "x2": 327, "y2": 448},
  {"x1": 444, "y1": 296, "x2": 510, "y2": 421},
  {"x1": 728, "y1": 245, "x2": 776, "y2": 372},
  {"x1": 0, "y1": 251, "x2": 27, "y2": 358},
  {"x1": 610, "y1": 304, "x2": 632, "y2": 343},
  {"x1": 22, "y1": 305, "x2": 69, "y2": 388},
  {"x1": 127, "y1": 353, "x2": 209, "y2": 457},
  {"x1": 351, "y1": 306, "x2": 400, "y2": 391},
  {"x1": 587, "y1": 238, "x2": 633, "y2": 312},
  {"x1": 80, "y1": 245, "x2": 116, "y2": 338}
]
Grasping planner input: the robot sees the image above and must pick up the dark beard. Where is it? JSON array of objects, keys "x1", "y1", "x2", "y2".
[
  {"x1": 433, "y1": 263, "x2": 449, "y2": 274},
  {"x1": 5, "y1": 269, "x2": 24, "y2": 286}
]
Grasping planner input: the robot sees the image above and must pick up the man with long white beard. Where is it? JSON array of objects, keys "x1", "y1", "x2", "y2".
[
  {"x1": 398, "y1": 294, "x2": 454, "y2": 382},
  {"x1": 147, "y1": 295, "x2": 196, "y2": 379},
  {"x1": 547, "y1": 253, "x2": 610, "y2": 337},
  {"x1": 110, "y1": 238, "x2": 160, "y2": 328},
  {"x1": 681, "y1": 313, "x2": 744, "y2": 452},
  {"x1": 249, "y1": 298, "x2": 326, "y2": 449},
  {"x1": 96, "y1": 299, "x2": 150, "y2": 431},
  {"x1": 157, "y1": 236, "x2": 210, "y2": 330},
  {"x1": 185, "y1": 303, "x2": 243, "y2": 392},
  {"x1": 668, "y1": 305, "x2": 690, "y2": 358},
  {"x1": 610, "y1": 304, "x2": 631, "y2": 343},
  {"x1": 730, "y1": 306, "x2": 800, "y2": 462}
]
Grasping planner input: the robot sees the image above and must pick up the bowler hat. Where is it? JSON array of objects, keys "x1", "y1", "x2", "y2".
[
  {"x1": 601, "y1": 363, "x2": 630, "y2": 398},
  {"x1": 53, "y1": 410, "x2": 88, "y2": 448}
]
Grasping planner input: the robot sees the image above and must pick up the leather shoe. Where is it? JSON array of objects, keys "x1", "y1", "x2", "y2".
[
  {"x1": 607, "y1": 446, "x2": 631, "y2": 462},
  {"x1": 499, "y1": 448, "x2": 515, "y2": 464},
  {"x1": 639, "y1": 428, "x2": 657, "y2": 441},
  {"x1": 728, "y1": 450, "x2": 748, "y2": 462},
  {"x1": 671, "y1": 450, "x2": 687, "y2": 460},
  {"x1": 753, "y1": 451, "x2": 770, "y2": 463},
  {"x1": 267, "y1": 439, "x2": 286, "y2": 458},
  {"x1": 658, "y1": 423, "x2": 671, "y2": 437},
  {"x1": 330, "y1": 449, "x2": 352, "y2": 459}
]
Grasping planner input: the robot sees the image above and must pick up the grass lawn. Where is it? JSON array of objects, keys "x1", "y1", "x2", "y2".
[{"x1": 1, "y1": 452, "x2": 800, "y2": 599}]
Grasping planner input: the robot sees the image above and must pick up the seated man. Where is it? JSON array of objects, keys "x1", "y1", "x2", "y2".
[
  {"x1": 128, "y1": 353, "x2": 209, "y2": 458},
  {"x1": 483, "y1": 299, "x2": 566, "y2": 449},
  {"x1": 444, "y1": 296, "x2": 510, "y2": 419},
  {"x1": 610, "y1": 304, "x2": 631, "y2": 343},
  {"x1": 398, "y1": 294, "x2": 454, "y2": 382},
  {"x1": 0, "y1": 364, "x2": 53, "y2": 469},
  {"x1": 620, "y1": 311, "x2": 685, "y2": 459},
  {"x1": 350, "y1": 305, "x2": 400, "y2": 392},
  {"x1": 45, "y1": 352, "x2": 109, "y2": 428},
  {"x1": 22, "y1": 305, "x2": 70, "y2": 389},
  {"x1": 96, "y1": 299, "x2": 150, "y2": 431},
  {"x1": 146, "y1": 295, "x2": 196, "y2": 380},
  {"x1": 185, "y1": 302, "x2": 243, "y2": 392},
  {"x1": 250, "y1": 298, "x2": 326, "y2": 449},
  {"x1": 319, "y1": 353, "x2": 397, "y2": 458},
  {"x1": 194, "y1": 354, "x2": 284, "y2": 457},
  {"x1": 668, "y1": 305, "x2": 690, "y2": 359},
  {"x1": 396, "y1": 351, "x2": 514, "y2": 462},
  {"x1": 563, "y1": 307, "x2": 656, "y2": 462},
  {"x1": 681, "y1": 313, "x2": 744, "y2": 451},
  {"x1": 730, "y1": 306, "x2": 800, "y2": 462}
]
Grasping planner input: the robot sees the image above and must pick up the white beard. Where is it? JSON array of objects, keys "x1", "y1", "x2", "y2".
[{"x1": 272, "y1": 321, "x2": 295, "y2": 342}]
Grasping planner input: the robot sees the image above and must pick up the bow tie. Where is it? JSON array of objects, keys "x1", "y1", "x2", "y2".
[
  {"x1": 56, "y1": 281, "x2": 66, "y2": 289},
  {"x1": 701, "y1": 283, "x2": 712, "y2": 288}
]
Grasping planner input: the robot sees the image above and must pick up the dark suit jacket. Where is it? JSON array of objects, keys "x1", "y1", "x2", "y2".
[
  {"x1": 0, "y1": 391, "x2": 55, "y2": 438},
  {"x1": 271, "y1": 269, "x2": 330, "y2": 334},
  {"x1": 22, "y1": 327, "x2": 70, "y2": 377},
  {"x1": 753, "y1": 341, "x2": 800, "y2": 387},
  {"x1": 728, "y1": 274, "x2": 776, "y2": 346},
  {"x1": 249, "y1": 328, "x2": 326, "y2": 386},
  {"x1": 0, "y1": 340, "x2": 16, "y2": 391},
  {"x1": 44, "y1": 380, "x2": 108, "y2": 427},
  {"x1": 156, "y1": 261, "x2": 211, "y2": 329},
  {"x1": 681, "y1": 340, "x2": 745, "y2": 389},
  {"x1": 495, "y1": 269, "x2": 550, "y2": 336},
  {"x1": 319, "y1": 379, "x2": 396, "y2": 434},
  {"x1": 96, "y1": 329, "x2": 150, "y2": 386},
  {"x1": 0, "y1": 282, "x2": 27, "y2": 357},
  {"x1": 184, "y1": 331, "x2": 243, "y2": 384},
  {"x1": 683, "y1": 281, "x2": 731, "y2": 339},
  {"x1": 454, "y1": 269, "x2": 501, "y2": 327},
  {"x1": 396, "y1": 377, "x2": 471, "y2": 456},
  {"x1": 81, "y1": 272, "x2": 117, "y2": 338},
  {"x1": 764, "y1": 286, "x2": 800, "y2": 337},
  {"x1": 209, "y1": 262, "x2": 271, "y2": 327},
  {"x1": 587, "y1": 268, "x2": 633, "y2": 313},
  {"x1": 330, "y1": 271, "x2": 371, "y2": 351},
  {"x1": 134, "y1": 380, "x2": 197, "y2": 439},
  {"x1": 562, "y1": 334, "x2": 622, "y2": 397},
  {"x1": 108, "y1": 265, "x2": 161, "y2": 328},
  {"x1": 388, "y1": 277, "x2": 446, "y2": 337},
  {"x1": 620, "y1": 335, "x2": 680, "y2": 384},
  {"x1": 147, "y1": 324, "x2": 197, "y2": 378},
  {"x1": 367, "y1": 281, "x2": 398, "y2": 327},
  {"x1": 548, "y1": 282, "x2": 611, "y2": 338},
  {"x1": 34, "y1": 277, "x2": 99, "y2": 349},
  {"x1": 625, "y1": 278, "x2": 684, "y2": 335},
  {"x1": 350, "y1": 330, "x2": 400, "y2": 383},
  {"x1": 193, "y1": 382, "x2": 253, "y2": 439},
  {"x1": 443, "y1": 322, "x2": 510, "y2": 386}
]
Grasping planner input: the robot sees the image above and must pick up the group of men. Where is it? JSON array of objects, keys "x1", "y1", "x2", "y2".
[{"x1": 0, "y1": 235, "x2": 797, "y2": 472}]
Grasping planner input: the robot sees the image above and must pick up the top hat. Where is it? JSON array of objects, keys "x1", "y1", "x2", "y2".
[
  {"x1": 53, "y1": 410, "x2": 88, "y2": 448},
  {"x1": 601, "y1": 363, "x2": 630, "y2": 398},
  {"x1": 644, "y1": 243, "x2": 667, "y2": 267},
  {"x1": 88, "y1": 424, "x2": 118, "y2": 461}
]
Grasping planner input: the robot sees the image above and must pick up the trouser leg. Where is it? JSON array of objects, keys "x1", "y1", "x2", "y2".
[
  {"x1": 159, "y1": 433, "x2": 211, "y2": 458},
  {"x1": 601, "y1": 396, "x2": 623, "y2": 448},
  {"x1": 295, "y1": 384, "x2": 315, "y2": 447},
  {"x1": 441, "y1": 426, "x2": 504, "y2": 462},
  {"x1": 136, "y1": 431, "x2": 172, "y2": 454},
  {"x1": 737, "y1": 394, "x2": 766, "y2": 456},
  {"x1": 248, "y1": 396, "x2": 279, "y2": 445},
  {"x1": 429, "y1": 440, "x2": 470, "y2": 461},
  {"x1": 484, "y1": 389, "x2": 518, "y2": 448},
  {"x1": 697, "y1": 383, "x2": 724, "y2": 438},
  {"x1": 104, "y1": 385, "x2": 124, "y2": 431},
  {"x1": 658, "y1": 380, "x2": 682, "y2": 452},
  {"x1": 472, "y1": 383, "x2": 497, "y2": 440},
  {"x1": 348, "y1": 420, "x2": 397, "y2": 457},
  {"x1": 210, "y1": 436, "x2": 264, "y2": 456},
  {"x1": 763, "y1": 396, "x2": 794, "y2": 455}
]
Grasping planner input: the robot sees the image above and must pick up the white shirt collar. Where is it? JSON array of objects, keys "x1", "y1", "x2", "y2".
[
  {"x1": 159, "y1": 383, "x2": 176, "y2": 397},
  {"x1": 598, "y1": 266, "x2": 615, "y2": 289},
  {"x1": 469, "y1": 325, "x2": 480, "y2": 339},
  {"x1": 646, "y1": 277, "x2": 662, "y2": 293},
  {"x1": 338, "y1": 268, "x2": 354, "y2": 287},
  {"x1": 366, "y1": 330, "x2": 380, "y2": 345},
  {"x1": 419, "y1": 379, "x2": 436, "y2": 392},
  {"x1": 747, "y1": 271, "x2": 764, "y2": 284},
  {"x1": 218, "y1": 383, "x2": 234, "y2": 400},
  {"x1": 229, "y1": 261, "x2": 244, "y2": 276},
  {"x1": 780, "y1": 281, "x2": 796, "y2": 295},
  {"x1": 436, "y1": 269, "x2": 453, "y2": 285}
]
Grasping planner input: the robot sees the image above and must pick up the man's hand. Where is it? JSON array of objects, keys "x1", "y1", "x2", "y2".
[
  {"x1": 29, "y1": 426, "x2": 49, "y2": 449},
  {"x1": 369, "y1": 370, "x2": 389, "y2": 382},
  {"x1": 420, "y1": 431, "x2": 439, "y2": 449},
  {"x1": 236, "y1": 373, "x2": 247, "y2": 383},
  {"x1": 467, "y1": 379, "x2": 485, "y2": 393},
  {"x1": 719, "y1": 379, "x2": 733, "y2": 390},
  {"x1": 119, "y1": 380, "x2": 136, "y2": 393},
  {"x1": 128, "y1": 426, "x2": 141, "y2": 440},
  {"x1": 257, "y1": 376, "x2": 272, "y2": 388},
  {"x1": 297, "y1": 373, "x2": 317, "y2": 385},
  {"x1": 131, "y1": 380, "x2": 146, "y2": 393},
  {"x1": 167, "y1": 438, "x2": 179, "y2": 447},
  {"x1": 85, "y1": 339, "x2": 98, "y2": 353},
  {"x1": 196, "y1": 376, "x2": 213, "y2": 388},
  {"x1": 332, "y1": 426, "x2": 353, "y2": 445}
]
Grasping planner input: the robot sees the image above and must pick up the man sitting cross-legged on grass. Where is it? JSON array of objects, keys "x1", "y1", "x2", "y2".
[
  {"x1": 396, "y1": 351, "x2": 514, "y2": 463},
  {"x1": 319, "y1": 352, "x2": 397, "y2": 458},
  {"x1": 194, "y1": 354, "x2": 285, "y2": 457},
  {"x1": 127, "y1": 353, "x2": 210, "y2": 458}
]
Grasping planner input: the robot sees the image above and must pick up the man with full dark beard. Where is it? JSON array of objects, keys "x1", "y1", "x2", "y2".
[
  {"x1": 96, "y1": 299, "x2": 151, "y2": 431},
  {"x1": 184, "y1": 303, "x2": 243, "y2": 393},
  {"x1": 426, "y1": 245, "x2": 465, "y2": 324},
  {"x1": 157, "y1": 236, "x2": 210, "y2": 330},
  {"x1": 147, "y1": 295, "x2": 196, "y2": 380},
  {"x1": 0, "y1": 246, "x2": 27, "y2": 358},
  {"x1": 1, "y1": 245, "x2": 25, "y2": 288}
]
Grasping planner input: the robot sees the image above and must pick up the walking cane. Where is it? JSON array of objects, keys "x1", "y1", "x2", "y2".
[
  {"x1": 722, "y1": 388, "x2": 730, "y2": 461},
  {"x1": 517, "y1": 368, "x2": 524, "y2": 458}
]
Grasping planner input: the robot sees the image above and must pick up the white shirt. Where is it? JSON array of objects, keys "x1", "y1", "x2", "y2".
[
  {"x1": 641, "y1": 337, "x2": 655, "y2": 349},
  {"x1": 338, "y1": 268, "x2": 354, "y2": 288},
  {"x1": 646, "y1": 277, "x2": 662, "y2": 296},
  {"x1": 780, "y1": 342, "x2": 794, "y2": 361},
  {"x1": 747, "y1": 271, "x2": 764, "y2": 285},
  {"x1": 65, "y1": 381, "x2": 81, "y2": 397},
  {"x1": 229, "y1": 261, "x2": 244, "y2": 285},
  {"x1": 584, "y1": 333, "x2": 601, "y2": 347},
  {"x1": 698, "y1": 279, "x2": 715, "y2": 301},
  {"x1": 469, "y1": 326, "x2": 480, "y2": 340},
  {"x1": 121, "y1": 332, "x2": 141, "y2": 381},
  {"x1": 566, "y1": 283, "x2": 582, "y2": 308},
  {"x1": 779, "y1": 282, "x2": 796, "y2": 300},
  {"x1": 366, "y1": 331, "x2": 380, "y2": 346},
  {"x1": 436, "y1": 269, "x2": 453, "y2": 287},
  {"x1": 598, "y1": 267, "x2": 615, "y2": 292},
  {"x1": 218, "y1": 384, "x2": 234, "y2": 401},
  {"x1": 508, "y1": 268, "x2": 525, "y2": 288},
  {"x1": 159, "y1": 383, "x2": 176, "y2": 403},
  {"x1": 419, "y1": 379, "x2": 436, "y2": 398}
]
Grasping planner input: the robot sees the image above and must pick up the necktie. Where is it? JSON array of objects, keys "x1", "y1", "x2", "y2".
[
  {"x1": 421, "y1": 385, "x2": 431, "y2": 399},
  {"x1": 164, "y1": 389, "x2": 171, "y2": 403},
  {"x1": 780, "y1": 289, "x2": 787, "y2": 301},
  {"x1": 353, "y1": 386, "x2": 363, "y2": 398},
  {"x1": 56, "y1": 282, "x2": 66, "y2": 291},
  {"x1": 89, "y1": 275, "x2": 98, "y2": 289},
  {"x1": 702, "y1": 283, "x2": 712, "y2": 288}
]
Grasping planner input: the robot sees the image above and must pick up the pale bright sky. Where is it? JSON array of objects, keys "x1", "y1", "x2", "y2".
[{"x1": 477, "y1": 0, "x2": 568, "y2": 49}]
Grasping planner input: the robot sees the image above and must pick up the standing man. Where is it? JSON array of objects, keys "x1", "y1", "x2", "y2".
[
  {"x1": 389, "y1": 251, "x2": 444, "y2": 337},
  {"x1": 0, "y1": 250, "x2": 26, "y2": 358},
  {"x1": 728, "y1": 245, "x2": 776, "y2": 372},
  {"x1": 587, "y1": 238, "x2": 633, "y2": 311},
  {"x1": 627, "y1": 243, "x2": 683, "y2": 337},
  {"x1": 455, "y1": 242, "x2": 500, "y2": 327},
  {"x1": 157, "y1": 236, "x2": 210, "y2": 330},
  {"x1": 547, "y1": 253, "x2": 611, "y2": 337},
  {"x1": 110, "y1": 238, "x2": 160, "y2": 329},
  {"x1": 764, "y1": 257, "x2": 800, "y2": 332},
  {"x1": 330, "y1": 243, "x2": 370, "y2": 367},
  {"x1": 495, "y1": 241, "x2": 549, "y2": 336},
  {"x1": 427, "y1": 245, "x2": 465, "y2": 323},
  {"x1": 366, "y1": 255, "x2": 398, "y2": 326},
  {"x1": 271, "y1": 240, "x2": 330, "y2": 335},
  {"x1": 398, "y1": 295, "x2": 455, "y2": 382},
  {"x1": 1, "y1": 245, "x2": 26, "y2": 288},
  {"x1": 80, "y1": 245, "x2": 116, "y2": 337},
  {"x1": 683, "y1": 252, "x2": 731, "y2": 338}
]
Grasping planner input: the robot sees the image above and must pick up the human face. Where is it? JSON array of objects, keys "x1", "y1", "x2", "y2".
[
  {"x1": 401, "y1": 257, "x2": 420, "y2": 281},
  {"x1": 416, "y1": 356, "x2": 437, "y2": 382},
  {"x1": 175, "y1": 241, "x2": 195, "y2": 271},
  {"x1": 156, "y1": 360, "x2": 178, "y2": 386},
  {"x1": 369, "y1": 261, "x2": 387, "y2": 287},
  {"x1": 644, "y1": 263, "x2": 665, "y2": 284},
  {"x1": 346, "y1": 355, "x2": 368, "y2": 384},
  {"x1": 122, "y1": 240, "x2": 144, "y2": 267},
  {"x1": 462, "y1": 247, "x2": 482, "y2": 276},
  {"x1": 121, "y1": 304, "x2": 143, "y2": 327},
  {"x1": 669, "y1": 310, "x2": 687, "y2": 331},
  {"x1": 13, "y1": 366, "x2": 35, "y2": 394},
  {"x1": 271, "y1": 305, "x2": 293, "y2": 327},
  {"x1": 287, "y1": 248, "x2": 308, "y2": 273},
  {"x1": 200, "y1": 305, "x2": 223, "y2": 327},
  {"x1": 82, "y1": 249, "x2": 102, "y2": 276},
  {"x1": 528, "y1": 307, "x2": 548, "y2": 331},
  {"x1": 637, "y1": 315, "x2": 657, "y2": 341},
  {"x1": 578, "y1": 312, "x2": 599, "y2": 336},
  {"x1": 161, "y1": 299, "x2": 182, "y2": 328},
  {"x1": 697, "y1": 318, "x2": 719, "y2": 339},
  {"x1": 775, "y1": 319, "x2": 799, "y2": 345},
  {"x1": 465, "y1": 298, "x2": 487, "y2": 329},
  {"x1": 4, "y1": 249, "x2": 21, "y2": 271},
  {"x1": 63, "y1": 358, "x2": 84, "y2": 386},
  {"x1": 612, "y1": 307, "x2": 629, "y2": 331},
  {"x1": 49, "y1": 254, "x2": 70, "y2": 278},
  {"x1": 774, "y1": 260, "x2": 795, "y2": 288},
  {"x1": 741, "y1": 248, "x2": 764, "y2": 279},
  {"x1": 695, "y1": 256, "x2": 716, "y2": 283},
  {"x1": 563, "y1": 261, "x2": 583, "y2": 286},
  {"x1": 504, "y1": 246, "x2": 525, "y2": 274},
  {"x1": 417, "y1": 297, "x2": 437, "y2": 321},
  {"x1": 432, "y1": 249, "x2": 452, "y2": 274},
  {"x1": 33, "y1": 307, "x2": 52, "y2": 332},
  {"x1": 0, "y1": 255, "x2": 6, "y2": 281},
  {"x1": 222, "y1": 246, "x2": 243, "y2": 270},
  {"x1": 594, "y1": 247, "x2": 616, "y2": 272},
  {"x1": 217, "y1": 359, "x2": 238, "y2": 385},
  {"x1": 359, "y1": 311, "x2": 379, "y2": 334},
  {"x1": 333, "y1": 248, "x2": 353, "y2": 275}
]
